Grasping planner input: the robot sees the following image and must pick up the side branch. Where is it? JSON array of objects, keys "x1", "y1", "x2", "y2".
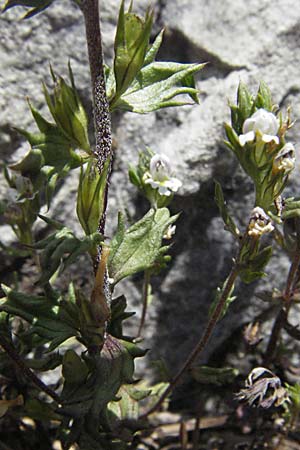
[{"x1": 142, "y1": 264, "x2": 240, "y2": 418}]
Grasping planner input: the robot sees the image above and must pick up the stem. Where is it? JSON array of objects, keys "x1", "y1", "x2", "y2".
[
  {"x1": 0, "y1": 335, "x2": 61, "y2": 404},
  {"x1": 137, "y1": 271, "x2": 151, "y2": 338},
  {"x1": 264, "y1": 219, "x2": 300, "y2": 364},
  {"x1": 141, "y1": 263, "x2": 240, "y2": 418},
  {"x1": 81, "y1": 0, "x2": 112, "y2": 237}
]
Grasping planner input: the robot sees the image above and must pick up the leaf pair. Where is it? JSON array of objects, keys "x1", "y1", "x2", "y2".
[{"x1": 108, "y1": 1, "x2": 204, "y2": 113}]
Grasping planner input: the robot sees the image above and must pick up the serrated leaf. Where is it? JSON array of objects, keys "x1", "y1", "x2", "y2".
[
  {"x1": 32, "y1": 226, "x2": 103, "y2": 285},
  {"x1": 214, "y1": 181, "x2": 240, "y2": 238},
  {"x1": 240, "y1": 245, "x2": 273, "y2": 283},
  {"x1": 108, "y1": 208, "x2": 178, "y2": 285},
  {"x1": 112, "y1": 61, "x2": 204, "y2": 113},
  {"x1": 2, "y1": 0, "x2": 53, "y2": 19},
  {"x1": 0, "y1": 287, "x2": 79, "y2": 350}
]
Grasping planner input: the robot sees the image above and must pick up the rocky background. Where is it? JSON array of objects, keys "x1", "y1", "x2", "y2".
[{"x1": 1, "y1": 0, "x2": 300, "y2": 391}]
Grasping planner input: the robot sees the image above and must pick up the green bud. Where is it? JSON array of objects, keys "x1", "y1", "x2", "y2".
[
  {"x1": 77, "y1": 158, "x2": 110, "y2": 235},
  {"x1": 43, "y1": 64, "x2": 90, "y2": 153},
  {"x1": 112, "y1": 0, "x2": 153, "y2": 103}
]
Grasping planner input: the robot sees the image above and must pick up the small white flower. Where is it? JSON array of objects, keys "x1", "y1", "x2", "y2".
[
  {"x1": 248, "y1": 207, "x2": 274, "y2": 237},
  {"x1": 239, "y1": 109, "x2": 279, "y2": 147},
  {"x1": 163, "y1": 225, "x2": 176, "y2": 240},
  {"x1": 272, "y1": 143, "x2": 296, "y2": 174},
  {"x1": 144, "y1": 154, "x2": 182, "y2": 196}
]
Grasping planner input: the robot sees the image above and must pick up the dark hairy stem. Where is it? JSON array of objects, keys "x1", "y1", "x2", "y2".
[
  {"x1": 81, "y1": 0, "x2": 112, "y2": 237},
  {"x1": 0, "y1": 335, "x2": 61, "y2": 404},
  {"x1": 141, "y1": 263, "x2": 240, "y2": 418},
  {"x1": 264, "y1": 219, "x2": 300, "y2": 364}
]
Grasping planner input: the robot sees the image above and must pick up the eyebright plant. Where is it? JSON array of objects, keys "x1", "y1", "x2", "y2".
[
  {"x1": 1, "y1": 1, "x2": 300, "y2": 448},
  {"x1": 0, "y1": 0, "x2": 204, "y2": 448}
]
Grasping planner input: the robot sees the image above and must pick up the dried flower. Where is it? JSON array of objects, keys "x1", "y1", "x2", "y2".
[
  {"x1": 237, "y1": 367, "x2": 288, "y2": 408},
  {"x1": 239, "y1": 109, "x2": 279, "y2": 147},
  {"x1": 272, "y1": 143, "x2": 296, "y2": 174},
  {"x1": 144, "y1": 154, "x2": 182, "y2": 196},
  {"x1": 248, "y1": 207, "x2": 274, "y2": 237}
]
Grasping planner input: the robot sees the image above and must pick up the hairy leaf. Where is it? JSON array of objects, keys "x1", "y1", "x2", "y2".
[
  {"x1": 108, "y1": 208, "x2": 178, "y2": 285},
  {"x1": 112, "y1": 61, "x2": 204, "y2": 113}
]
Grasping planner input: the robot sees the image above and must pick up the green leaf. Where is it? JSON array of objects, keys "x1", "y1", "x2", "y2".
[
  {"x1": 214, "y1": 181, "x2": 240, "y2": 238},
  {"x1": 282, "y1": 197, "x2": 300, "y2": 220},
  {"x1": 42, "y1": 64, "x2": 91, "y2": 153},
  {"x1": 143, "y1": 29, "x2": 164, "y2": 66},
  {"x1": 61, "y1": 335, "x2": 142, "y2": 418},
  {"x1": 108, "y1": 208, "x2": 178, "y2": 285},
  {"x1": 111, "y1": 61, "x2": 204, "y2": 113},
  {"x1": 239, "y1": 245, "x2": 273, "y2": 284},
  {"x1": 113, "y1": 0, "x2": 153, "y2": 100},
  {"x1": 191, "y1": 365, "x2": 239, "y2": 385},
  {"x1": 77, "y1": 159, "x2": 110, "y2": 235},
  {"x1": 108, "y1": 295, "x2": 135, "y2": 339},
  {"x1": 32, "y1": 225, "x2": 103, "y2": 285},
  {"x1": 62, "y1": 349, "x2": 89, "y2": 384},
  {"x1": 209, "y1": 277, "x2": 236, "y2": 320},
  {"x1": 0, "y1": 287, "x2": 79, "y2": 350},
  {"x1": 107, "y1": 383, "x2": 150, "y2": 424},
  {"x1": 2, "y1": 0, "x2": 53, "y2": 19},
  {"x1": 26, "y1": 353, "x2": 62, "y2": 371}
]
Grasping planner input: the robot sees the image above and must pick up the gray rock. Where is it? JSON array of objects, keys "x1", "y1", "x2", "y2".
[{"x1": 1, "y1": 0, "x2": 300, "y2": 381}]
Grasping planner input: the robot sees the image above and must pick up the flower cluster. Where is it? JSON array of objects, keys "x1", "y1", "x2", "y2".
[{"x1": 225, "y1": 82, "x2": 297, "y2": 212}]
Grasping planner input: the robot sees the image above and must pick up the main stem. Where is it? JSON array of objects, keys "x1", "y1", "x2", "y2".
[
  {"x1": 81, "y1": 0, "x2": 112, "y2": 237},
  {"x1": 142, "y1": 263, "x2": 240, "y2": 418}
]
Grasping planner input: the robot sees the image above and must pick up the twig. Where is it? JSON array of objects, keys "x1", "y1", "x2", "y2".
[
  {"x1": 137, "y1": 271, "x2": 151, "y2": 338},
  {"x1": 141, "y1": 262, "x2": 240, "y2": 418},
  {"x1": 264, "y1": 218, "x2": 300, "y2": 364},
  {"x1": 81, "y1": 0, "x2": 112, "y2": 237},
  {"x1": 0, "y1": 335, "x2": 61, "y2": 404}
]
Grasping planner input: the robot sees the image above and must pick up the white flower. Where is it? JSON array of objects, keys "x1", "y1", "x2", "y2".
[
  {"x1": 248, "y1": 207, "x2": 274, "y2": 237},
  {"x1": 239, "y1": 109, "x2": 279, "y2": 147},
  {"x1": 163, "y1": 224, "x2": 176, "y2": 240},
  {"x1": 144, "y1": 154, "x2": 182, "y2": 196},
  {"x1": 272, "y1": 143, "x2": 295, "y2": 173}
]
